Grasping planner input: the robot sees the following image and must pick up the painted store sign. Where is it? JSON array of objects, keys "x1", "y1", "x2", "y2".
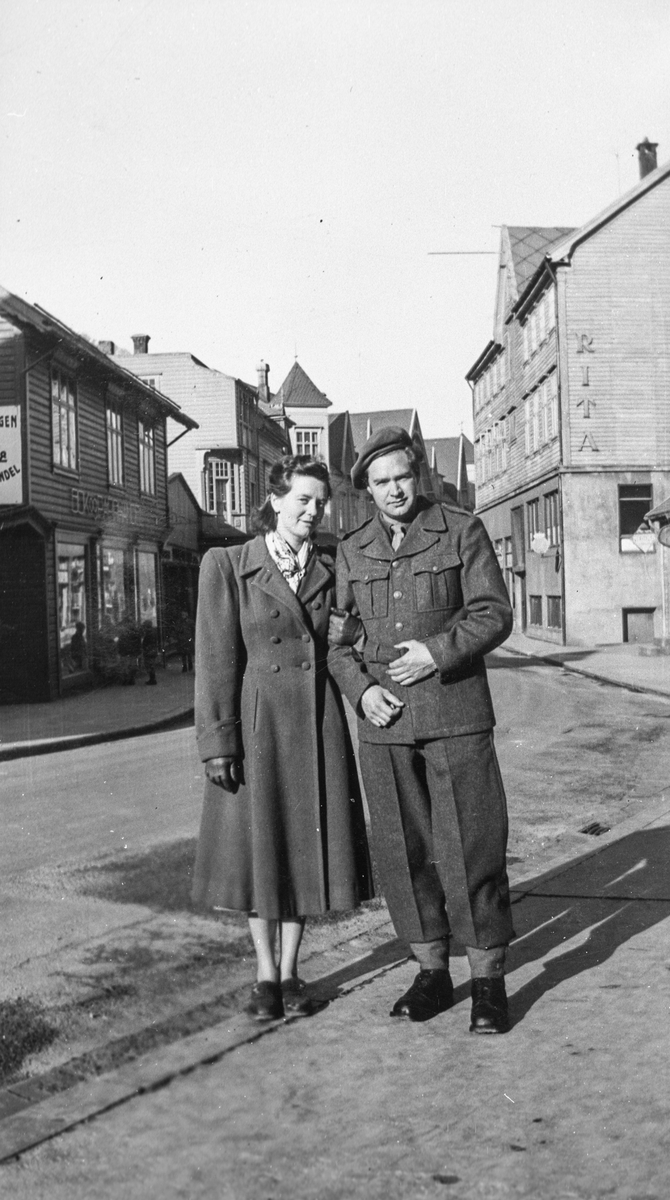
[{"x1": 0, "y1": 407, "x2": 22, "y2": 504}]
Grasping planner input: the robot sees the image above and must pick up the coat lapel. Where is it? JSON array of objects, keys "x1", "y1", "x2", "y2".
[
  {"x1": 298, "y1": 549, "x2": 334, "y2": 605},
  {"x1": 240, "y1": 535, "x2": 307, "y2": 624}
]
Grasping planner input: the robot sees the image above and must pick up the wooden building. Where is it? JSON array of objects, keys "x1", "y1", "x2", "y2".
[
  {"x1": 103, "y1": 342, "x2": 290, "y2": 534},
  {"x1": 0, "y1": 289, "x2": 196, "y2": 702},
  {"x1": 277, "y1": 361, "x2": 367, "y2": 536},
  {"x1": 467, "y1": 141, "x2": 670, "y2": 645}
]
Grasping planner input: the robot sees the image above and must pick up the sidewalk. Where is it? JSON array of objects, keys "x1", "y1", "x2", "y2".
[
  {"x1": 1, "y1": 793, "x2": 670, "y2": 1195},
  {"x1": 498, "y1": 627, "x2": 670, "y2": 699},
  {"x1": 0, "y1": 660, "x2": 194, "y2": 761}
]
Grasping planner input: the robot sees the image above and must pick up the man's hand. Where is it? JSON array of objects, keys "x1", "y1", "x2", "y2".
[
  {"x1": 387, "y1": 640, "x2": 437, "y2": 686},
  {"x1": 328, "y1": 608, "x2": 363, "y2": 647},
  {"x1": 361, "y1": 685, "x2": 405, "y2": 727},
  {"x1": 205, "y1": 757, "x2": 243, "y2": 792}
]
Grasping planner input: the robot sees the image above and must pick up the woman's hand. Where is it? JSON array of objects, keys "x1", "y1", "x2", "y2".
[
  {"x1": 205, "y1": 757, "x2": 243, "y2": 792},
  {"x1": 328, "y1": 608, "x2": 363, "y2": 647}
]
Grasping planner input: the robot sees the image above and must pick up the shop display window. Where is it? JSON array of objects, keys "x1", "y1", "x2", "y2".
[
  {"x1": 136, "y1": 551, "x2": 158, "y2": 625},
  {"x1": 58, "y1": 543, "x2": 88, "y2": 676}
]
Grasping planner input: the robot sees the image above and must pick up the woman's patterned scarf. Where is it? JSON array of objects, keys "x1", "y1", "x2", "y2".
[{"x1": 265, "y1": 530, "x2": 313, "y2": 593}]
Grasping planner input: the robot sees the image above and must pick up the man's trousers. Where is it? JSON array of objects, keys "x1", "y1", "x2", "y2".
[{"x1": 359, "y1": 731, "x2": 514, "y2": 949}]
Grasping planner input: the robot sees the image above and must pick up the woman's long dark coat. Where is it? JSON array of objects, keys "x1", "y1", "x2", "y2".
[{"x1": 192, "y1": 537, "x2": 372, "y2": 919}]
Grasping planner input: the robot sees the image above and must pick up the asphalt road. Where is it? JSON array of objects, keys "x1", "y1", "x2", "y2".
[{"x1": 2, "y1": 652, "x2": 669, "y2": 882}]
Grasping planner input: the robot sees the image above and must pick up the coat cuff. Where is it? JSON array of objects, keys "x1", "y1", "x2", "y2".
[{"x1": 197, "y1": 719, "x2": 242, "y2": 762}]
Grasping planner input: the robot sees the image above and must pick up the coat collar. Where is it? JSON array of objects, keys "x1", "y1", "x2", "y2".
[
  {"x1": 238, "y1": 534, "x2": 333, "y2": 617},
  {"x1": 356, "y1": 500, "x2": 449, "y2": 560}
]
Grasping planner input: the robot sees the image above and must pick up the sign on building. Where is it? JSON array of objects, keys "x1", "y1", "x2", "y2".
[{"x1": 0, "y1": 407, "x2": 22, "y2": 504}]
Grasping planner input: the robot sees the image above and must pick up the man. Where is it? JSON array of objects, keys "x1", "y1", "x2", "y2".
[{"x1": 328, "y1": 427, "x2": 514, "y2": 1033}]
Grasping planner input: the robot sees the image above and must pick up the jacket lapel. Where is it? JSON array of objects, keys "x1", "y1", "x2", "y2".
[
  {"x1": 240, "y1": 536, "x2": 307, "y2": 625},
  {"x1": 298, "y1": 549, "x2": 334, "y2": 605}
]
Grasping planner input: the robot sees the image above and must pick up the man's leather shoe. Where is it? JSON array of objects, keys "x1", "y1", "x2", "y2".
[
  {"x1": 469, "y1": 976, "x2": 509, "y2": 1034},
  {"x1": 390, "y1": 969, "x2": 454, "y2": 1022}
]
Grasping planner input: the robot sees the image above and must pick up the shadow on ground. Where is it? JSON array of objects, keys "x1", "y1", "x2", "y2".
[{"x1": 74, "y1": 839, "x2": 211, "y2": 916}]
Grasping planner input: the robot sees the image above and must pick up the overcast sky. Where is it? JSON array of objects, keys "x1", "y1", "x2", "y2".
[{"x1": 2, "y1": 0, "x2": 669, "y2": 438}]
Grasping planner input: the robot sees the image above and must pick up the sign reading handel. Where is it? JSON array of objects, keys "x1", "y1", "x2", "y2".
[
  {"x1": 71, "y1": 488, "x2": 143, "y2": 526},
  {"x1": 0, "y1": 407, "x2": 22, "y2": 504}
]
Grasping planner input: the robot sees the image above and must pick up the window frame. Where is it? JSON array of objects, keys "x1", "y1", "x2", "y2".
[
  {"x1": 295, "y1": 428, "x2": 321, "y2": 457},
  {"x1": 51, "y1": 367, "x2": 79, "y2": 473},
  {"x1": 138, "y1": 419, "x2": 156, "y2": 496},
  {"x1": 106, "y1": 401, "x2": 124, "y2": 487}
]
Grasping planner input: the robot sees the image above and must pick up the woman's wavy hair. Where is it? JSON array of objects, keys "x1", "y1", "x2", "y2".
[{"x1": 251, "y1": 455, "x2": 332, "y2": 534}]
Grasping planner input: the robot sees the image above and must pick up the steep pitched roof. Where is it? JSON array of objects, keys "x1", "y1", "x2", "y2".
[
  {"x1": 424, "y1": 436, "x2": 474, "y2": 479},
  {"x1": 349, "y1": 409, "x2": 415, "y2": 452},
  {"x1": 327, "y1": 411, "x2": 356, "y2": 475},
  {"x1": 506, "y1": 227, "x2": 575, "y2": 293},
  {"x1": 277, "y1": 361, "x2": 331, "y2": 408}
]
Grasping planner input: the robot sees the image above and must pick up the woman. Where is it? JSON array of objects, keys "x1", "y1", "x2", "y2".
[{"x1": 192, "y1": 456, "x2": 372, "y2": 1020}]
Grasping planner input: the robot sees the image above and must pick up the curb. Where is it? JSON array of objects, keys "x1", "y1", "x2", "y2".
[
  {"x1": 0, "y1": 707, "x2": 194, "y2": 763},
  {"x1": 496, "y1": 643, "x2": 670, "y2": 701}
]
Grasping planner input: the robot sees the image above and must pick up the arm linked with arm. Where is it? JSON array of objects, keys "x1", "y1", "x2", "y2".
[
  {"x1": 423, "y1": 516, "x2": 513, "y2": 679},
  {"x1": 327, "y1": 542, "x2": 380, "y2": 711}
]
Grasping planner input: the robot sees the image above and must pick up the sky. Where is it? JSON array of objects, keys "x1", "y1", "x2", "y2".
[{"x1": 2, "y1": 0, "x2": 669, "y2": 440}]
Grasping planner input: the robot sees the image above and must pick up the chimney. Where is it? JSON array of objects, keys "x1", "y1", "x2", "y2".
[
  {"x1": 131, "y1": 334, "x2": 150, "y2": 355},
  {"x1": 636, "y1": 138, "x2": 658, "y2": 179},
  {"x1": 257, "y1": 360, "x2": 270, "y2": 404},
  {"x1": 98, "y1": 340, "x2": 115, "y2": 355}
]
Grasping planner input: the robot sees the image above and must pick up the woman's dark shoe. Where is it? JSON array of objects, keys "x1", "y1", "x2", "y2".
[
  {"x1": 390, "y1": 969, "x2": 454, "y2": 1022},
  {"x1": 281, "y1": 977, "x2": 314, "y2": 1017},
  {"x1": 246, "y1": 980, "x2": 283, "y2": 1021},
  {"x1": 469, "y1": 976, "x2": 509, "y2": 1034}
]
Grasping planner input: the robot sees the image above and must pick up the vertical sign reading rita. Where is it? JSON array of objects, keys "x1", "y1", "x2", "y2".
[{"x1": 0, "y1": 407, "x2": 22, "y2": 503}]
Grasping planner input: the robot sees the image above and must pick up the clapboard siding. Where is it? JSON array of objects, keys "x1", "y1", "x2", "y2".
[{"x1": 563, "y1": 179, "x2": 670, "y2": 468}]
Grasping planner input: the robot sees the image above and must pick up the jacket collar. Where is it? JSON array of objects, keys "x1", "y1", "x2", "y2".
[{"x1": 356, "y1": 499, "x2": 449, "y2": 559}]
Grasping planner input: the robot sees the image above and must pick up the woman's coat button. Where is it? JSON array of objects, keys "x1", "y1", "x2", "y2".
[
  {"x1": 301, "y1": 662, "x2": 311, "y2": 671},
  {"x1": 271, "y1": 636, "x2": 281, "y2": 644},
  {"x1": 302, "y1": 634, "x2": 311, "y2": 643},
  {"x1": 271, "y1": 665, "x2": 280, "y2": 672},
  {"x1": 270, "y1": 609, "x2": 280, "y2": 618},
  {"x1": 311, "y1": 601, "x2": 322, "y2": 609}
]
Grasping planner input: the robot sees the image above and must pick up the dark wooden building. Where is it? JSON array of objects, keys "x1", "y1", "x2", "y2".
[{"x1": 0, "y1": 287, "x2": 196, "y2": 702}]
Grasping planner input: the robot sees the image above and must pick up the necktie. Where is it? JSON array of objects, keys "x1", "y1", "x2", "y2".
[{"x1": 390, "y1": 523, "x2": 407, "y2": 551}]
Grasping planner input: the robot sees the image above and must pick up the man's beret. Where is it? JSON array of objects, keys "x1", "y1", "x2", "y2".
[{"x1": 351, "y1": 426, "x2": 419, "y2": 489}]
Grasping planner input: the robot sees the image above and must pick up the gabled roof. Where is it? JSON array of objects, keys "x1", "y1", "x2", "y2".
[
  {"x1": 0, "y1": 288, "x2": 197, "y2": 430},
  {"x1": 349, "y1": 409, "x2": 416, "y2": 451},
  {"x1": 327, "y1": 411, "x2": 356, "y2": 475},
  {"x1": 506, "y1": 227, "x2": 576, "y2": 293},
  {"x1": 424, "y1": 436, "x2": 474, "y2": 478},
  {"x1": 277, "y1": 361, "x2": 331, "y2": 409}
]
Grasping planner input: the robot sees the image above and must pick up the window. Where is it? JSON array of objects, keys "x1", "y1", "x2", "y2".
[
  {"x1": 295, "y1": 428, "x2": 320, "y2": 456},
  {"x1": 499, "y1": 348, "x2": 506, "y2": 387},
  {"x1": 249, "y1": 462, "x2": 258, "y2": 509},
  {"x1": 138, "y1": 376, "x2": 161, "y2": 393},
  {"x1": 205, "y1": 457, "x2": 238, "y2": 516},
  {"x1": 530, "y1": 310, "x2": 538, "y2": 354},
  {"x1": 504, "y1": 537, "x2": 514, "y2": 603},
  {"x1": 544, "y1": 490, "x2": 560, "y2": 546},
  {"x1": 106, "y1": 402, "x2": 124, "y2": 486},
  {"x1": 522, "y1": 324, "x2": 529, "y2": 363},
  {"x1": 526, "y1": 498, "x2": 540, "y2": 548},
  {"x1": 549, "y1": 373, "x2": 558, "y2": 438},
  {"x1": 58, "y1": 543, "x2": 87, "y2": 676},
  {"x1": 528, "y1": 595, "x2": 543, "y2": 626},
  {"x1": 546, "y1": 595, "x2": 562, "y2": 629},
  {"x1": 51, "y1": 368, "x2": 78, "y2": 471},
  {"x1": 619, "y1": 484, "x2": 653, "y2": 552},
  {"x1": 138, "y1": 421, "x2": 155, "y2": 495}
]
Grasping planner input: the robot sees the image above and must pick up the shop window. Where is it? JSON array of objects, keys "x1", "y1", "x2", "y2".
[
  {"x1": 138, "y1": 421, "x2": 155, "y2": 495},
  {"x1": 546, "y1": 595, "x2": 562, "y2": 628},
  {"x1": 98, "y1": 545, "x2": 130, "y2": 628},
  {"x1": 58, "y1": 543, "x2": 87, "y2": 676},
  {"x1": 619, "y1": 484, "x2": 653, "y2": 553},
  {"x1": 544, "y1": 490, "x2": 560, "y2": 546},
  {"x1": 136, "y1": 550, "x2": 158, "y2": 625},
  {"x1": 528, "y1": 595, "x2": 543, "y2": 626},
  {"x1": 51, "y1": 369, "x2": 78, "y2": 472},
  {"x1": 106, "y1": 402, "x2": 124, "y2": 486},
  {"x1": 526, "y1": 498, "x2": 540, "y2": 549},
  {"x1": 295, "y1": 428, "x2": 320, "y2": 456}
]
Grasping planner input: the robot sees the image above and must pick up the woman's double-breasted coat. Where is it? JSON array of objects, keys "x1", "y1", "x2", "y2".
[{"x1": 192, "y1": 537, "x2": 372, "y2": 919}]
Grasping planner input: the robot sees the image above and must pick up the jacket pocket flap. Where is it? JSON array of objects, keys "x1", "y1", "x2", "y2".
[
  {"x1": 350, "y1": 564, "x2": 391, "y2": 583},
  {"x1": 411, "y1": 552, "x2": 461, "y2": 575}
]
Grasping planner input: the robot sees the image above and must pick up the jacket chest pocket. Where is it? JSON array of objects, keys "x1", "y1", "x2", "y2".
[
  {"x1": 350, "y1": 564, "x2": 390, "y2": 619},
  {"x1": 412, "y1": 552, "x2": 462, "y2": 612}
]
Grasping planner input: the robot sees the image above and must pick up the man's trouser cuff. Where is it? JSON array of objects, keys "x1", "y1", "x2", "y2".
[{"x1": 410, "y1": 937, "x2": 450, "y2": 970}]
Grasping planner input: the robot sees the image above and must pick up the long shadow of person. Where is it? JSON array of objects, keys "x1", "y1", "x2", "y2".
[{"x1": 497, "y1": 824, "x2": 670, "y2": 1026}]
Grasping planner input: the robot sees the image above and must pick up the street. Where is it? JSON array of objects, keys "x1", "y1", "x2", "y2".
[{"x1": 2, "y1": 652, "x2": 670, "y2": 1197}]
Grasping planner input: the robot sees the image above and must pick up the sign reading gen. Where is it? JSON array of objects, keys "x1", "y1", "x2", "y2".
[{"x1": 0, "y1": 407, "x2": 22, "y2": 505}]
